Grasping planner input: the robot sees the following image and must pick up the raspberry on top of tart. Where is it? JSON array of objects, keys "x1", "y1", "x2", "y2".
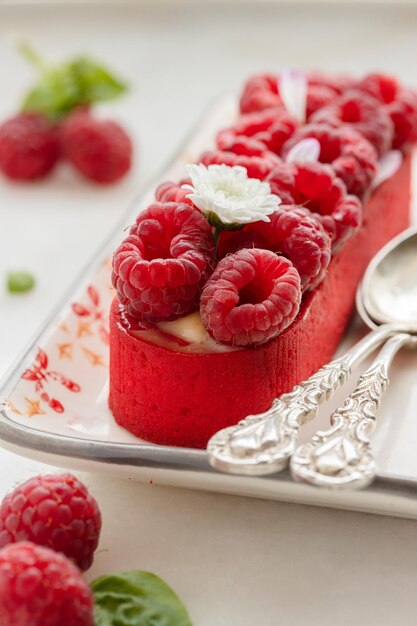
[{"x1": 113, "y1": 163, "x2": 318, "y2": 346}]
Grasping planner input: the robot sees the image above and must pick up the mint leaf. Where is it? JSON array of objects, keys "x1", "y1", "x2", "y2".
[
  {"x1": 92, "y1": 571, "x2": 192, "y2": 626},
  {"x1": 22, "y1": 65, "x2": 81, "y2": 118},
  {"x1": 70, "y1": 58, "x2": 127, "y2": 103},
  {"x1": 7, "y1": 271, "x2": 35, "y2": 293},
  {"x1": 21, "y1": 53, "x2": 128, "y2": 119}
]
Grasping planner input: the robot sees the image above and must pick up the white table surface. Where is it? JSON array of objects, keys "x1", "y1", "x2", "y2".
[{"x1": 1, "y1": 2, "x2": 417, "y2": 624}]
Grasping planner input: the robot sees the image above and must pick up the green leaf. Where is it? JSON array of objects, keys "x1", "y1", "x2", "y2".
[
  {"x1": 70, "y1": 58, "x2": 127, "y2": 103},
  {"x1": 22, "y1": 65, "x2": 82, "y2": 118},
  {"x1": 21, "y1": 52, "x2": 128, "y2": 119},
  {"x1": 7, "y1": 271, "x2": 35, "y2": 294},
  {"x1": 92, "y1": 570, "x2": 193, "y2": 626}
]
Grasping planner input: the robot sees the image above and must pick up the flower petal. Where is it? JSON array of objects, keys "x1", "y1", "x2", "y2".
[
  {"x1": 285, "y1": 138, "x2": 321, "y2": 164},
  {"x1": 181, "y1": 163, "x2": 281, "y2": 227},
  {"x1": 279, "y1": 69, "x2": 307, "y2": 123},
  {"x1": 372, "y1": 150, "x2": 403, "y2": 190}
]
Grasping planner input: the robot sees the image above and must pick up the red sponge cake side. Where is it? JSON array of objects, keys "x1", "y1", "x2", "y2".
[{"x1": 109, "y1": 154, "x2": 412, "y2": 449}]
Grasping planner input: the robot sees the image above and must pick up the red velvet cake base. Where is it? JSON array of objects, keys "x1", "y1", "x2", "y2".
[{"x1": 109, "y1": 154, "x2": 412, "y2": 448}]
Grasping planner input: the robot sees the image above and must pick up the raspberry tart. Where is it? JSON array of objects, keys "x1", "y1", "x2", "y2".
[{"x1": 109, "y1": 70, "x2": 415, "y2": 448}]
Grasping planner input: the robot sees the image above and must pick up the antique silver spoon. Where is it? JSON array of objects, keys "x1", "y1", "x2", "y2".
[
  {"x1": 207, "y1": 225, "x2": 417, "y2": 476},
  {"x1": 290, "y1": 228, "x2": 417, "y2": 489}
]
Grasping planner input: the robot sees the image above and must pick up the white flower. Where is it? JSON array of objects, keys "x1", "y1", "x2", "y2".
[{"x1": 182, "y1": 163, "x2": 281, "y2": 226}]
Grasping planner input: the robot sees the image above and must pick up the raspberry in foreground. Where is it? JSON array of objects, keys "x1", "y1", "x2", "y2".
[
  {"x1": 0, "y1": 542, "x2": 94, "y2": 626},
  {"x1": 0, "y1": 473, "x2": 101, "y2": 572},
  {"x1": 200, "y1": 248, "x2": 301, "y2": 347},
  {"x1": 218, "y1": 206, "x2": 332, "y2": 291},
  {"x1": 0, "y1": 113, "x2": 60, "y2": 180},
  {"x1": 112, "y1": 202, "x2": 214, "y2": 321},
  {"x1": 60, "y1": 109, "x2": 132, "y2": 183}
]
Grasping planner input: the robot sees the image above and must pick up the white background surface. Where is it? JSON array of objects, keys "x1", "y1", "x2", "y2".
[{"x1": 1, "y1": 2, "x2": 417, "y2": 624}]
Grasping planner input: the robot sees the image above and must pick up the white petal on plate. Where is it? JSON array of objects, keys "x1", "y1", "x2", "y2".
[
  {"x1": 286, "y1": 138, "x2": 321, "y2": 164},
  {"x1": 372, "y1": 150, "x2": 403, "y2": 190},
  {"x1": 279, "y1": 69, "x2": 307, "y2": 123}
]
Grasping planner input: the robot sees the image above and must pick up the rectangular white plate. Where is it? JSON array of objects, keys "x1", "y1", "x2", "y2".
[{"x1": 1, "y1": 97, "x2": 417, "y2": 520}]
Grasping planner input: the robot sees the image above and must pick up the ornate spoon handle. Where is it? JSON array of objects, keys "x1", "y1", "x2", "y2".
[
  {"x1": 290, "y1": 332, "x2": 411, "y2": 489},
  {"x1": 208, "y1": 325, "x2": 397, "y2": 475}
]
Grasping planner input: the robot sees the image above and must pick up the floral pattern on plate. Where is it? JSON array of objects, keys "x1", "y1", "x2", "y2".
[{"x1": 5, "y1": 259, "x2": 113, "y2": 420}]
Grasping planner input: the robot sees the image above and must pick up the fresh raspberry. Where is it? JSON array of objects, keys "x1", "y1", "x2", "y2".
[
  {"x1": 0, "y1": 473, "x2": 101, "y2": 572},
  {"x1": 0, "y1": 113, "x2": 60, "y2": 180},
  {"x1": 0, "y1": 542, "x2": 94, "y2": 626},
  {"x1": 311, "y1": 90, "x2": 393, "y2": 156},
  {"x1": 305, "y1": 83, "x2": 340, "y2": 119},
  {"x1": 155, "y1": 179, "x2": 192, "y2": 204},
  {"x1": 60, "y1": 109, "x2": 132, "y2": 183},
  {"x1": 355, "y1": 73, "x2": 417, "y2": 150},
  {"x1": 258, "y1": 160, "x2": 295, "y2": 204},
  {"x1": 217, "y1": 134, "x2": 270, "y2": 157},
  {"x1": 239, "y1": 74, "x2": 281, "y2": 114},
  {"x1": 112, "y1": 202, "x2": 214, "y2": 321},
  {"x1": 239, "y1": 72, "x2": 352, "y2": 118},
  {"x1": 216, "y1": 108, "x2": 298, "y2": 154},
  {"x1": 198, "y1": 148, "x2": 281, "y2": 180},
  {"x1": 267, "y1": 161, "x2": 362, "y2": 253},
  {"x1": 307, "y1": 71, "x2": 353, "y2": 95},
  {"x1": 218, "y1": 205, "x2": 331, "y2": 291},
  {"x1": 304, "y1": 71, "x2": 353, "y2": 118},
  {"x1": 200, "y1": 248, "x2": 301, "y2": 346},
  {"x1": 282, "y1": 123, "x2": 378, "y2": 197}
]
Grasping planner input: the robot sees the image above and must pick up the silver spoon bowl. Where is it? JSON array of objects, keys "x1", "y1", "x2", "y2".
[
  {"x1": 362, "y1": 226, "x2": 417, "y2": 330},
  {"x1": 208, "y1": 226, "x2": 417, "y2": 477}
]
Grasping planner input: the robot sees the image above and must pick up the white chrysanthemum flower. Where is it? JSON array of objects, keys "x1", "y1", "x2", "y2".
[{"x1": 182, "y1": 163, "x2": 281, "y2": 227}]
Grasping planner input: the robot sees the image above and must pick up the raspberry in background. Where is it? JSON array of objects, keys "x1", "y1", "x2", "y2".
[
  {"x1": 216, "y1": 108, "x2": 298, "y2": 154},
  {"x1": 0, "y1": 473, "x2": 101, "y2": 572},
  {"x1": 0, "y1": 542, "x2": 94, "y2": 626},
  {"x1": 155, "y1": 179, "x2": 193, "y2": 204},
  {"x1": 355, "y1": 73, "x2": 417, "y2": 150},
  {"x1": 307, "y1": 71, "x2": 353, "y2": 96},
  {"x1": 311, "y1": 89, "x2": 394, "y2": 156},
  {"x1": 239, "y1": 72, "x2": 353, "y2": 118},
  {"x1": 218, "y1": 205, "x2": 331, "y2": 291},
  {"x1": 217, "y1": 134, "x2": 270, "y2": 157},
  {"x1": 199, "y1": 148, "x2": 281, "y2": 180},
  {"x1": 282, "y1": 123, "x2": 378, "y2": 197},
  {"x1": 200, "y1": 248, "x2": 302, "y2": 346},
  {"x1": 112, "y1": 202, "x2": 214, "y2": 321},
  {"x1": 60, "y1": 108, "x2": 132, "y2": 183},
  {"x1": 267, "y1": 161, "x2": 362, "y2": 253},
  {"x1": 0, "y1": 113, "x2": 60, "y2": 180}
]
